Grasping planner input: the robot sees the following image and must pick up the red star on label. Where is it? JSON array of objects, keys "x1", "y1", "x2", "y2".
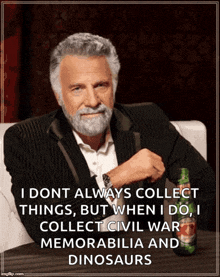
[{"x1": 177, "y1": 223, "x2": 196, "y2": 236}]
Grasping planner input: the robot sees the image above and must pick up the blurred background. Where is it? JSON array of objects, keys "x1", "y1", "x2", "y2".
[{"x1": 2, "y1": 2, "x2": 217, "y2": 172}]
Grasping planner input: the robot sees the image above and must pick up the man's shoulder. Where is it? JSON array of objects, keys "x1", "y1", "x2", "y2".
[
  {"x1": 4, "y1": 109, "x2": 60, "y2": 139},
  {"x1": 115, "y1": 102, "x2": 169, "y2": 122}
]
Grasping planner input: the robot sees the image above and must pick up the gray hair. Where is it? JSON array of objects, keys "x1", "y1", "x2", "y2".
[{"x1": 49, "y1": 33, "x2": 120, "y2": 103}]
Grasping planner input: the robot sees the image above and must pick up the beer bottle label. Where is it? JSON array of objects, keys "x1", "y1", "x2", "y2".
[
  {"x1": 177, "y1": 183, "x2": 191, "y2": 196},
  {"x1": 176, "y1": 217, "x2": 197, "y2": 253}
]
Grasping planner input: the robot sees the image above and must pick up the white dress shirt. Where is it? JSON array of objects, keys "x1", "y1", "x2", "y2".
[{"x1": 73, "y1": 130, "x2": 128, "y2": 232}]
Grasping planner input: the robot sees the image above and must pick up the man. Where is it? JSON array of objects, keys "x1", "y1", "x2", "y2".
[{"x1": 4, "y1": 33, "x2": 215, "y2": 245}]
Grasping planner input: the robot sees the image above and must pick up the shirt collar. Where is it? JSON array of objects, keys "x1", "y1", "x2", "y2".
[{"x1": 73, "y1": 128, "x2": 114, "y2": 153}]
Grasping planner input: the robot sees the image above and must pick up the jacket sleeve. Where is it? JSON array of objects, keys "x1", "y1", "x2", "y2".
[
  {"x1": 118, "y1": 102, "x2": 216, "y2": 231},
  {"x1": 4, "y1": 125, "x2": 114, "y2": 245},
  {"x1": 166, "y1": 122, "x2": 216, "y2": 231}
]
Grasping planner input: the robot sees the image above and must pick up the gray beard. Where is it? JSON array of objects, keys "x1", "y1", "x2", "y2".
[{"x1": 61, "y1": 103, "x2": 113, "y2": 136}]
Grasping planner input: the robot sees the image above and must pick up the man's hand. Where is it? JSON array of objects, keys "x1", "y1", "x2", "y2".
[{"x1": 107, "y1": 148, "x2": 165, "y2": 189}]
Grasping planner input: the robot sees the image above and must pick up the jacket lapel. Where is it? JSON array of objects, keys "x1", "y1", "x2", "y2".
[
  {"x1": 60, "y1": 132, "x2": 91, "y2": 185},
  {"x1": 110, "y1": 108, "x2": 143, "y2": 205},
  {"x1": 47, "y1": 109, "x2": 91, "y2": 186},
  {"x1": 111, "y1": 107, "x2": 139, "y2": 165},
  {"x1": 111, "y1": 129, "x2": 137, "y2": 166}
]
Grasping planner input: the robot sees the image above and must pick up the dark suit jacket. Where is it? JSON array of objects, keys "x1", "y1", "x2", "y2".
[{"x1": 4, "y1": 103, "x2": 216, "y2": 244}]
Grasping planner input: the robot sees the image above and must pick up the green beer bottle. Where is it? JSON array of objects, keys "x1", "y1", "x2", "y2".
[{"x1": 172, "y1": 168, "x2": 197, "y2": 256}]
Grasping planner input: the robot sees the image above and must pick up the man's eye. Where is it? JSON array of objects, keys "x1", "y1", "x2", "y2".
[
  {"x1": 95, "y1": 82, "x2": 108, "y2": 90},
  {"x1": 73, "y1": 87, "x2": 82, "y2": 92}
]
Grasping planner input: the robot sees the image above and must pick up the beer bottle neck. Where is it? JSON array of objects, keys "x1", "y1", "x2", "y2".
[{"x1": 177, "y1": 182, "x2": 192, "y2": 199}]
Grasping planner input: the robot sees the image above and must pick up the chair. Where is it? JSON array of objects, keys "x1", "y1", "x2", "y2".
[
  {"x1": 164, "y1": 121, "x2": 207, "y2": 226},
  {"x1": 0, "y1": 121, "x2": 207, "y2": 252},
  {"x1": 0, "y1": 123, "x2": 33, "y2": 253}
]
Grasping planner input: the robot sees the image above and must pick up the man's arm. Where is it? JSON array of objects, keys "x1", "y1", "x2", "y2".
[
  {"x1": 109, "y1": 125, "x2": 215, "y2": 230},
  {"x1": 107, "y1": 148, "x2": 165, "y2": 189},
  {"x1": 108, "y1": 103, "x2": 216, "y2": 230},
  {"x1": 165, "y1": 125, "x2": 216, "y2": 231},
  {"x1": 4, "y1": 126, "x2": 114, "y2": 245}
]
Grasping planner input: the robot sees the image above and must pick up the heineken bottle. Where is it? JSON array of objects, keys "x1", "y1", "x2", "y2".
[{"x1": 172, "y1": 168, "x2": 197, "y2": 256}]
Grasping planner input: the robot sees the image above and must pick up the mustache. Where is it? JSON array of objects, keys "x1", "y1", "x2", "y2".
[{"x1": 77, "y1": 104, "x2": 111, "y2": 115}]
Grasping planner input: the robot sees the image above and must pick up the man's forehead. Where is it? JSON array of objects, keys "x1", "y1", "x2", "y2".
[{"x1": 60, "y1": 55, "x2": 112, "y2": 77}]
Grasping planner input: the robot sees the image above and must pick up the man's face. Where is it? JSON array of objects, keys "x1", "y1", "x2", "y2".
[{"x1": 58, "y1": 55, "x2": 114, "y2": 136}]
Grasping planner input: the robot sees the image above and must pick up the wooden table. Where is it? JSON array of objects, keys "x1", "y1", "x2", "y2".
[{"x1": 1, "y1": 230, "x2": 218, "y2": 276}]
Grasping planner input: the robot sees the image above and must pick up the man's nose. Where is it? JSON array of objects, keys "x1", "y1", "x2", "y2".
[{"x1": 85, "y1": 87, "x2": 100, "y2": 107}]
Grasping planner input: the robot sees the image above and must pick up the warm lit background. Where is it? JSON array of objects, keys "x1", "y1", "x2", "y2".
[{"x1": 2, "y1": 2, "x2": 217, "y2": 172}]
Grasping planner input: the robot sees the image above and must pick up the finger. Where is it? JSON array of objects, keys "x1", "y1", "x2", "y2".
[
  {"x1": 148, "y1": 172, "x2": 162, "y2": 183},
  {"x1": 152, "y1": 157, "x2": 165, "y2": 173},
  {"x1": 147, "y1": 166, "x2": 164, "y2": 183}
]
